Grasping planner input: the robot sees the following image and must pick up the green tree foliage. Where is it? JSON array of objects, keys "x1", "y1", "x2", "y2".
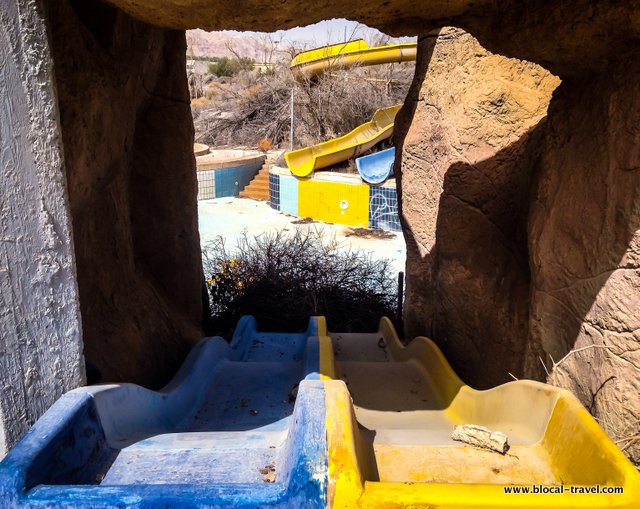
[{"x1": 208, "y1": 57, "x2": 255, "y2": 77}]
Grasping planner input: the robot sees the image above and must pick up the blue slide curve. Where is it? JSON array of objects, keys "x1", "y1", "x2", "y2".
[
  {"x1": 0, "y1": 317, "x2": 327, "y2": 508},
  {"x1": 355, "y1": 147, "x2": 395, "y2": 184}
]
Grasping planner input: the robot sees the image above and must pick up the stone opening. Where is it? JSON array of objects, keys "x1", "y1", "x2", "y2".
[
  {"x1": 1, "y1": 0, "x2": 638, "y2": 466},
  {"x1": 187, "y1": 21, "x2": 414, "y2": 338}
]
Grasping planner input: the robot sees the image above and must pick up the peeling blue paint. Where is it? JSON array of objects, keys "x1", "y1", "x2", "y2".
[{"x1": 0, "y1": 317, "x2": 327, "y2": 508}]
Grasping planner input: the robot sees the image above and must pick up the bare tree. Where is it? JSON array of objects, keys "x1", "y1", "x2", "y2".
[{"x1": 191, "y1": 27, "x2": 416, "y2": 150}]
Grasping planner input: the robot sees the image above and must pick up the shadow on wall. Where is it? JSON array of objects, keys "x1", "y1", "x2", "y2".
[
  {"x1": 394, "y1": 30, "x2": 640, "y2": 464},
  {"x1": 48, "y1": 0, "x2": 204, "y2": 389},
  {"x1": 423, "y1": 128, "x2": 544, "y2": 388},
  {"x1": 526, "y1": 66, "x2": 640, "y2": 464},
  {"x1": 399, "y1": 120, "x2": 545, "y2": 389},
  {"x1": 394, "y1": 30, "x2": 547, "y2": 389}
]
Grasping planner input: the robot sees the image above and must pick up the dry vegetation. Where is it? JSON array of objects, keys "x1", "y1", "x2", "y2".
[
  {"x1": 189, "y1": 40, "x2": 414, "y2": 151},
  {"x1": 193, "y1": 36, "x2": 408, "y2": 336},
  {"x1": 202, "y1": 229, "x2": 398, "y2": 336}
]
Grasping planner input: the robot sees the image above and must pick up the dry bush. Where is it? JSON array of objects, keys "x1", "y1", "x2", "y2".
[
  {"x1": 191, "y1": 97, "x2": 209, "y2": 108},
  {"x1": 190, "y1": 97, "x2": 210, "y2": 117},
  {"x1": 257, "y1": 137, "x2": 273, "y2": 152},
  {"x1": 193, "y1": 56, "x2": 414, "y2": 150},
  {"x1": 202, "y1": 229, "x2": 398, "y2": 336},
  {"x1": 292, "y1": 63, "x2": 413, "y2": 148},
  {"x1": 193, "y1": 65, "x2": 293, "y2": 147},
  {"x1": 204, "y1": 87, "x2": 219, "y2": 100}
]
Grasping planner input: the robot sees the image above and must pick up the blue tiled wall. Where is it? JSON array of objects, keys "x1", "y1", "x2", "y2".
[
  {"x1": 213, "y1": 164, "x2": 261, "y2": 198},
  {"x1": 368, "y1": 185, "x2": 402, "y2": 231},
  {"x1": 269, "y1": 172, "x2": 280, "y2": 210},
  {"x1": 279, "y1": 176, "x2": 299, "y2": 216}
]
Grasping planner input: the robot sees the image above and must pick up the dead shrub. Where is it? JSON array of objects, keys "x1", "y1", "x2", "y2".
[
  {"x1": 190, "y1": 97, "x2": 210, "y2": 117},
  {"x1": 202, "y1": 229, "x2": 398, "y2": 336},
  {"x1": 204, "y1": 87, "x2": 219, "y2": 100},
  {"x1": 194, "y1": 56, "x2": 414, "y2": 150},
  {"x1": 257, "y1": 137, "x2": 273, "y2": 152},
  {"x1": 191, "y1": 97, "x2": 209, "y2": 107}
]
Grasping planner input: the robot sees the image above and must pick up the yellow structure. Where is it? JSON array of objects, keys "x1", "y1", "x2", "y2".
[
  {"x1": 318, "y1": 317, "x2": 640, "y2": 508},
  {"x1": 290, "y1": 39, "x2": 417, "y2": 78},
  {"x1": 285, "y1": 104, "x2": 402, "y2": 177},
  {"x1": 298, "y1": 177, "x2": 370, "y2": 227}
]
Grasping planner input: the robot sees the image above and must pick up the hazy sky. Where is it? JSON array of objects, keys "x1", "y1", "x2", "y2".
[{"x1": 224, "y1": 18, "x2": 413, "y2": 46}]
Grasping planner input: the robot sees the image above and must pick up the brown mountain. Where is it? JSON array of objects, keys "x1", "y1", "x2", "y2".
[{"x1": 186, "y1": 29, "x2": 276, "y2": 61}]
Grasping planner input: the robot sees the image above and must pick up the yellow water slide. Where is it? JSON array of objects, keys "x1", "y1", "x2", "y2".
[
  {"x1": 284, "y1": 104, "x2": 402, "y2": 177},
  {"x1": 284, "y1": 40, "x2": 416, "y2": 177},
  {"x1": 290, "y1": 39, "x2": 417, "y2": 78},
  {"x1": 319, "y1": 318, "x2": 640, "y2": 508}
]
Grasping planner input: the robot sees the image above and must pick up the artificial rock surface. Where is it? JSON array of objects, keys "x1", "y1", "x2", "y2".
[
  {"x1": 52, "y1": 0, "x2": 640, "y2": 464},
  {"x1": 395, "y1": 27, "x2": 640, "y2": 463},
  {"x1": 46, "y1": 0, "x2": 203, "y2": 388},
  {"x1": 0, "y1": 0, "x2": 85, "y2": 456},
  {"x1": 3, "y1": 0, "x2": 639, "y2": 467},
  {"x1": 526, "y1": 61, "x2": 640, "y2": 465},
  {"x1": 103, "y1": 0, "x2": 640, "y2": 77},
  {"x1": 395, "y1": 28, "x2": 560, "y2": 388}
]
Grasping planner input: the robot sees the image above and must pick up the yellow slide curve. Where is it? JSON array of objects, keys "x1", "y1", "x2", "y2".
[
  {"x1": 285, "y1": 40, "x2": 416, "y2": 178},
  {"x1": 290, "y1": 39, "x2": 417, "y2": 78},
  {"x1": 285, "y1": 104, "x2": 402, "y2": 177},
  {"x1": 317, "y1": 318, "x2": 640, "y2": 509}
]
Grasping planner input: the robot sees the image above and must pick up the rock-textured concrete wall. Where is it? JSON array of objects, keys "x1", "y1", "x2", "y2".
[
  {"x1": 46, "y1": 0, "x2": 203, "y2": 388},
  {"x1": 395, "y1": 29, "x2": 560, "y2": 388},
  {"x1": 43, "y1": 0, "x2": 640, "y2": 463},
  {"x1": 0, "y1": 0, "x2": 85, "y2": 456},
  {"x1": 3, "y1": 0, "x2": 638, "y2": 466},
  {"x1": 103, "y1": 0, "x2": 639, "y2": 78},
  {"x1": 527, "y1": 62, "x2": 640, "y2": 465},
  {"x1": 394, "y1": 28, "x2": 640, "y2": 462}
]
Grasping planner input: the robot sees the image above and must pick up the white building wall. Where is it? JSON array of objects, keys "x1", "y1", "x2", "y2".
[{"x1": 0, "y1": 0, "x2": 85, "y2": 457}]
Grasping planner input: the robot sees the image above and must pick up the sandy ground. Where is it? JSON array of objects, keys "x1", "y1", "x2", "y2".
[{"x1": 198, "y1": 197, "x2": 406, "y2": 274}]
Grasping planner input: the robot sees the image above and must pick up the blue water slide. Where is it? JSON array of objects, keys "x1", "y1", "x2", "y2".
[
  {"x1": 0, "y1": 318, "x2": 327, "y2": 508},
  {"x1": 355, "y1": 146, "x2": 395, "y2": 184}
]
